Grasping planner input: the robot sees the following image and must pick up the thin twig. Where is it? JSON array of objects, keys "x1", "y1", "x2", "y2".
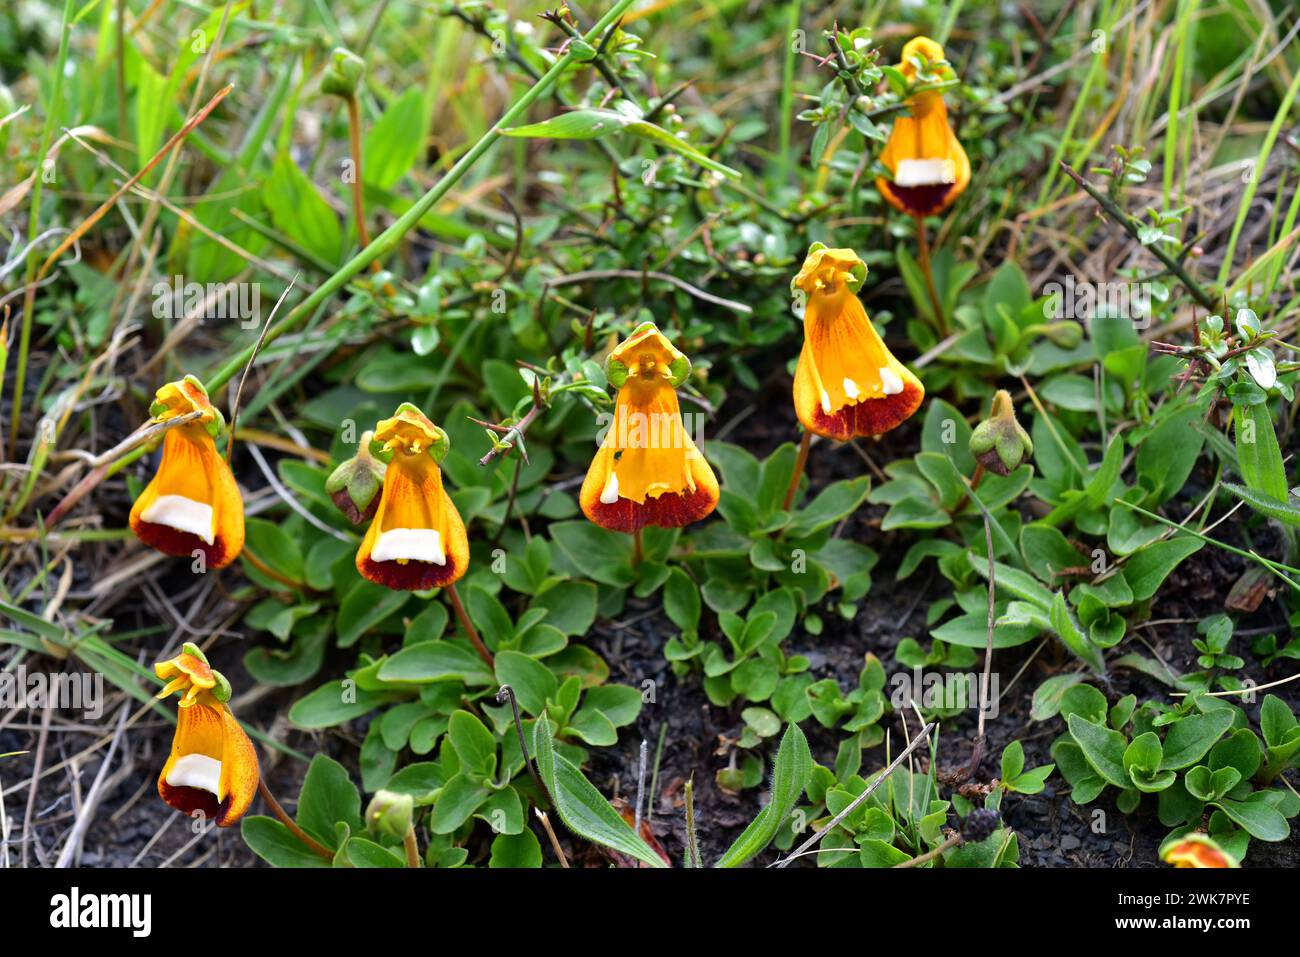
[
  {"x1": 541, "y1": 269, "x2": 753, "y2": 314},
  {"x1": 227, "y1": 274, "x2": 299, "y2": 464},
  {"x1": 1059, "y1": 161, "x2": 1216, "y2": 309},
  {"x1": 56, "y1": 704, "x2": 129, "y2": 867},
  {"x1": 633, "y1": 739, "x2": 648, "y2": 835}
]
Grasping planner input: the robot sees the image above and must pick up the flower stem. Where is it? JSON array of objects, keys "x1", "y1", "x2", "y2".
[
  {"x1": 344, "y1": 94, "x2": 377, "y2": 263},
  {"x1": 257, "y1": 779, "x2": 334, "y2": 860},
  {"x1": 632, "y1": 527, "x2": 644, "y2": 568},
  {"x1": 535, "y1": 808, "x2": 570, "y2": 868},
  {"x1": 402, "y1": 823, "x2": 420, "y2": 867},
  {"x1": 447, "y1": 582, "x2": 494, "y2": 668},
  {"x1": 782, "y1": 430, "x2": 812, "y2": 512},
  {"x1": 914, "y1": 215, "x2": 948, "y2": 337}
]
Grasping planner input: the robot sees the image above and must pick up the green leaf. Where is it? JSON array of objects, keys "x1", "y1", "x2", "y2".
[
  {"x1": 581, "y1": 684, "x2": 644, "y2": 728},
  {"x1": 1030, "y1": 673, "x2": 1085, "y2": 721},
  {"x1": 881, "y1": 494, "x2": 951, "y2": 530},
  {"x1": 346, "y1": 837, "x2": 406, "y2": 868},
  {"x1": 1222, "y1": 482, "x2": 1300, "y2": 529},
  {"x1": 289, "y1": 680, "x2": 396, "y2": 728},
  {"x1": 1260, "y1": 695, "x2": 1298, "y2": 749},
  {"x1": 378, "y1": 641, "x2": 494, "y2": 686},
  {"x1": 530, "y1": 580, "x2": 597, "y2": 636},
  {"x1": 1067, "y1": 714, "x2": 1130, "y2": 788},
  {"x1": 1049, "y1": 591, "x2": 1106, "y2": 675},
  {"x1": 1158, "y1": 710, "x2": 1235, "y2": 770},
  {"x1": 263, "y1": 151, "x2": 343, "y2": 264},
  {"x1": 240, "y1": 816, "x2": 330, "y2": 868},
  {"x1": 664, "y1": 567, "x2": 701, "y2": 633},
  {"x1": 1121, "y1": 536, "x2": 1205, "y2": 602},
  {"x1": 429, "y1": 773, "x2": 491, "y2": 833},
  {"x1": 503, "y1": 109, "x2": 742, "y2": 179},
  {"x1": 1001, "y1": 740, "x2": 1026, "y2": 780},
  {"x1": 297, "y1": 755, "x2": 362, "y2": 848},
  {"x1": 1123, "y1": 731, "x2": 1162, "y2": 776},
  {"x1": 1137, "y1": 406, "x2": 1204, "y2": 505},
  {"x1": 716, "y1": 722, "x2": 813, "y2": 867},
  {"x1": 448, "y1": 710, "x2": 497, "y2": 778},
  {"x1": 1212, "y1": 796, "x2": 1290, "y2": 842},
  {"x1": 967, "y1": 552, "x2": 1055, "y2": 609},
  {"x1": 550, "y1": 521, "x2": 635, "y2": 586},
  {"x1": 363, "y1": 88, "x2": 425, "y2": 190},
  {"x1": 786, "y1": 476, "x2": 872, "y2": 538},
  {"x1": 1233, "y1": 402, "x2": 1289, "y2": 501},
  {"x1": 465, "y1": 585, "x2": 514, "y2": 644},
  {"x1": 533, "y1": 718, "x2": 667, "y2": 867},
  {"x1": 930, "y1": 611, "x2": 1038, "y2": 649},
  {"x1": 337, "y1": 580, "x2": 408, "y2": 648},
  {"x1": 495, "y1": 650, "x2": 558, "y2": 715},
  {"x1": 490, "y1": 829, "x2": 543, "y2": 868},
  {"x1": 243, "y1": 518, "x2": 305, "y2": 582}
]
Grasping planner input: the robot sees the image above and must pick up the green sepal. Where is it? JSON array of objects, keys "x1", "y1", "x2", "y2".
[
  {"x1": 368, "y1": 434, "x2": 394, "y2": 464},
  {"x1": 667, "y1": 355, "x2": 692, "y2": 388},
  {"x1": 845, "y1": 259, "x2": 867, "y2": 294},
  {"x1": 426, "y1": 425, "x2": 450, "y2": 464},
  {"x1": 210, "y1": 670, "x2": 232, "y2": 703},
  {"x1": 181, "y1": 642, "x2": 209, "y2": 665},
  {"x1": 606, "y1": 358, "x2": 629, "y2": 389}
]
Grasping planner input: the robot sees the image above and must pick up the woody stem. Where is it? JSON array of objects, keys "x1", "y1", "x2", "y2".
[
  {"x1": 257, "y1": 779, "x2": 334, "y2": 860},
  {"x1": 447, "y1": 582, "x2": 494, "y2": 668},
  {"x1": 782, "y1": 430, "x2": 812, "y2": 512},
  {"x1": 914, "y1": 215, "x2": 948, "y2": 337}
]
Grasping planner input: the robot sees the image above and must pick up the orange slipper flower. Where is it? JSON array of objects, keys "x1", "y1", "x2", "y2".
[
  {"x1": 876, "y1": 36, "x2": 970, "y2": 218},
  {"x1": 355, "y1": 403, "x2": 470, "y2": 591},
  {"x1": 793, "y1": 244, "x2": 924, "y2": 441},
  {"x1": 129, "y1": 375, "x2": 245, "y2": 569},
  {"x1": 1160, "y1": 833, "x2": 1238, "y2": 868},
  {"x1": 580, "y1": 321, "x2": 719, "y2": 532},
  {"x1": 155, "y1": 643, "x2": 259, "y2": 827}
]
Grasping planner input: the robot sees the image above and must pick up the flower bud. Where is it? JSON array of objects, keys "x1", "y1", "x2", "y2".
[
  {"x1": 366, "y1": 789, "x2": 414, "y2": 840},
  {"x1": 969, "y1": 390, "x2": 1032, "y2": 477},
  {"x1": 321, "y1": 47, "x2": 365, "y2": 99},
  {"x1": 326, "y1": 431, "x2": 386, "y2": 524}
]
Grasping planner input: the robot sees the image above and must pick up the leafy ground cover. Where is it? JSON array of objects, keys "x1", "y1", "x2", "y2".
[{"x1": 1, "y1": 0, "x2": 1299, "y2": 870}]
